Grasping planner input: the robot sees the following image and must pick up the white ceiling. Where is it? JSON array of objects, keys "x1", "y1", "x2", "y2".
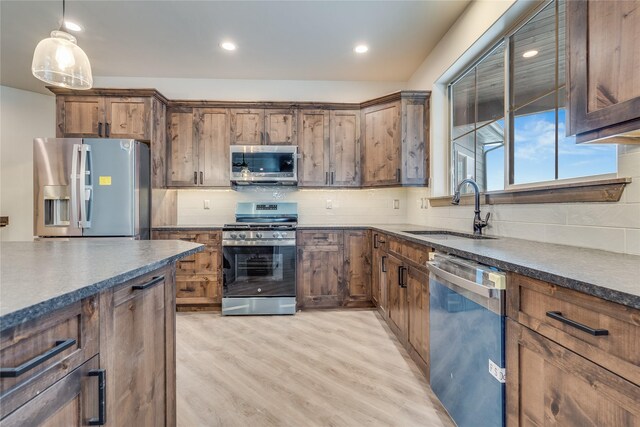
[{"x1": 1, "y1": 1, "x2": 470, "y2": 95}]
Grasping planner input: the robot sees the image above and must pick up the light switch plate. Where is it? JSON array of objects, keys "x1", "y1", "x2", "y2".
[
  {"x1": 393, "y1": 199, "x2": 400, "y2": 209},
  {"x1": 326, "y1": 200, "x2": 332, "y2": 209},
  {"x1": 203, "y1": 200, "x2": 210, "y2": 210}
]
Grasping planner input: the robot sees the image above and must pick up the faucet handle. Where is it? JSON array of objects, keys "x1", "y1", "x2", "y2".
[{"x1": 484, "y1": 212, "x2": 491, "y2": 223}]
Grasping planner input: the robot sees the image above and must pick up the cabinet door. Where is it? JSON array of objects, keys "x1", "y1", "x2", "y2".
[
  {"x1": 0, "y1": 356, "x2": 100, "y2": 427},
  {"x1": 100, "y1": 271, "x2": 172, "y2": 426},
  {"x1": 506, "y1": 320, "x2": 640, "y2": 427},
  {"x1": 167, "y1": 110, "x2": 198, "y2": 187},
  {"x1": 401, "y1": 99, "x2": 428, "y2": 185},
  {"x1": 330, "y1": 110, "x2": 361, "y2": 186},
  {"x1": 103, "y1": 97, "x2": 151, "y2": 140},
  {"x1": 298, "y1": 110, "x2": 330, "y2": 186},
  {"x1": 387, "y1": 254, "x2": 408, "y2": 341},
  {"x1": 195, "y1": 108, "x2": 230, "y2": 187},
  {"x1": 567, "y1": 0, "x2": 640, "y2": 139},
  {"x1": 56, "y1": 96, "x2": 102, "y2": 137},
  {"x1": 407, "y1": 267, "x2": 429, "y2": 365},
  {"x1": 230, "y1": 109, "x2": 264, "y2": 145},
  {"x1": 297, "y1": 244, "x2": 343, "y2": 309},
  {"x1": 361, "y1": 102, "x2": 401, "y2": 186},
  {"x1": 342, "y1": 230, "x2": 371, "y2": 306},
  {"x1": 265, "y1": 108, "x2": 297, "y2": 145}
]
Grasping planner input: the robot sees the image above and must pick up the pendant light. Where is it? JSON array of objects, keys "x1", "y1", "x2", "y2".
[{"x1": 31, "y1": 0, "x2": 93, "y2": 89}]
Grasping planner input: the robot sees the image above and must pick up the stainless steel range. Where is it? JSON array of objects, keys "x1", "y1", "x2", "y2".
[{"x1": 222, "y1": 202, "x2": 297, "y2": 315}]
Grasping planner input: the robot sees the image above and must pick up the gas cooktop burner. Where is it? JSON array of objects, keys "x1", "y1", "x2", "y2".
[{"x1": 223, "y1": 222, "x2": 297, "y2": 231}]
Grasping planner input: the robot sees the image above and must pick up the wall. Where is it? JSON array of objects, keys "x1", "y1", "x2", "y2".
[
  {"x1": 0, "y1": 86, "x2": 55, "y2": 241},
  {"x1": 93, "y1": 76, "x2": 406, "y2": 103},
  {"x1": 404, "y1": 0, "x2": 640, "y2": 255},
  {"x1": 157, "y1": 187, "x2": 408, "y2": 226}
]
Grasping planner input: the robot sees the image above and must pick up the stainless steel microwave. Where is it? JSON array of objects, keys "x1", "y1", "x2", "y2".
[{"x1": 230, "y1": 145, "x2": 298, "y2": 186}]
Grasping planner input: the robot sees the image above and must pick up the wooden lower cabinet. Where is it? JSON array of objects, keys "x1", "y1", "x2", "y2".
[
  {"x1": 371, "y1": 232, "x2": 388, "y2": 313},
  {"x1": 386, "y1": 254, "x2": 408, "y2": 342},
  {"x1": 506, "y1": 320, "x2": 640, "y2": 427},
  {"x1": 152, "y1": 230, "x2": 222, "y2": 310},
  {"x1": 0, "y1": 356, "x2": 100, "y2": 427},
  {"x1": 342, "y1": 230, "x2": 372, "y2": 307},
  {"x1": 99, "y1": 267, "x2": 176, "y2": 426},
  {"x1": 297, "y1": 241, "x2": 344, "y2": 309},
  {"x1": 407, "y1": 266, "x2": 429, "y2": 371}
]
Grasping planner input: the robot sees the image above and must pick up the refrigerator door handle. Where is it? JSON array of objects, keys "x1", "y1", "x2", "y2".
[
  {"x1": 79, "y1": 145, "x2": 93, "y2": 228},
  {"x1": 70, "y1": 144, "x2": 81, "y2": 228}
]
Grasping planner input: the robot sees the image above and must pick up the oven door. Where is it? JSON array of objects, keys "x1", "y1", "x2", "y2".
[{"x1": 223, "y1": 244, "x2": 296, "y2": 297}]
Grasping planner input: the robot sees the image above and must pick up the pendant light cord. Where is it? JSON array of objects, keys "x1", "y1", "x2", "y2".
[{"x1": 58, "y1": 0, "x2": 65, "y2": 31}]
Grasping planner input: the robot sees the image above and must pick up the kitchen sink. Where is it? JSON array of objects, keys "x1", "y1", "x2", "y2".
[{"x1": 402, "y1": 230, "x2": 497, "y2": 240}]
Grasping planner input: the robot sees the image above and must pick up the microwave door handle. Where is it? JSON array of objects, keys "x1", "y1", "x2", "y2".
[{"x1": 70, "y1": 144, "x2": 81, "y2": 228}]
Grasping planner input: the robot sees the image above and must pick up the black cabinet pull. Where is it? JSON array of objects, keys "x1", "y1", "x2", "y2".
[
  {"x1": 200, "y1": 171, "x2": 203, "y2": 185},
  {"x1": 396, "y1": 168, "x2": 401, "y2": 183},
  {"x1": 331, "y1": 171, "x2": 335, "y2": 184},
  {"x1": 194, "y1": 171, "x2": 198, "y2": 185},
  {"x1": 132, "y1": 275, "x2": 164, "y2": 291},
  {"x1": 398, "y1": 266, "x2": 407, "y2": 288},
  {"x1": 105, "y1": 122, "x2": 110, "y2": 137},
  {"x1": 381, "y1": 255, "x2": 387, "y2": 273},
  {"x1": 97, "y1": 122, "x2": 103, "y2": 137},
  {"x1": 546, "y1": 311, "x2": 609, "y2": 336},
  {"x1": 374, "y1": 234, "x2": 379, "y2": 249},
  {"x1": 88, "y1": 369, "x2": 106, "y2": 425},
  {"x1": 401, "y1": 266, "x2": 408, "y2": 288},
  {"x1": 0, "y1": 338, "x2": 76, "y2": 378},
  {"x1": 325, "y1": 172, "x2": 329, "y2": 185}
]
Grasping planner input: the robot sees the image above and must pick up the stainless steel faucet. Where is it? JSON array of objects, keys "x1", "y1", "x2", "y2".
[{"x1": 451, "y1": 178, "x2": 490, "y2": 235}]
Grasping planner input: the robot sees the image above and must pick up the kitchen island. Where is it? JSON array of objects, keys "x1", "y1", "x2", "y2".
[{"x1": 0, "y1": 240, "x2": 203, "y2": 426}]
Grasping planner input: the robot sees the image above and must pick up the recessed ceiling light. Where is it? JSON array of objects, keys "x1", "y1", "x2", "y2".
[
  {"x1": 522, "y1": 50, "x2": 538, "y2": 58},
  {"x1": 220, "y1": 41, "x2": 237, "y2": 51},
  {"x1": 64, "y1": 21, "x2": 82, "y2": 32},
  {"x1": 354, "y1": 44, "x2": 369, "y2": 54}
]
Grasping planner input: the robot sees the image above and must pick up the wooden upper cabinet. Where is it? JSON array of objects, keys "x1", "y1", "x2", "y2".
[
  {"x1": 362, "y1": 102, "x2": 402, "y2": 186},
  {"x1": 167, "y1": 110, "x2": 197, "y2": 187},
  {"x1": 330, "y1": 110, "x2": 360, "y2": 186},
  {"x1": 195, "y1": 108, "x2": 230, "y2": 187},
  {"x1": 298, "y1": 110, "x2": 330, "y2": 186},
  {"x1": 567, "y1": 0, "x2": 640, "y2": 142},
  {"x1": 265, "y1": 108, "x2": 297, "y2": 145},
  {"x1": 56, "y1": 96, "x2": 102, "y2": 137},
  {"x1": 103, "y1": 97, "x2": 151, "y2": 140},
  {"x1": 361, "y1": 92, "x2": 429, "y2": 187},
  {"x1": 167, "y1": 108, "x2": 230, "y2": 187},
  {"x1": 230, "y1": 109, "x2": 264, "y2": 145}
]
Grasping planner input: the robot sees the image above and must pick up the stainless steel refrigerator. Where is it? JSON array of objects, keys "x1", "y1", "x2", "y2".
[{"x1": 33, "y1": 138, "x2": 150, "y2": 239}]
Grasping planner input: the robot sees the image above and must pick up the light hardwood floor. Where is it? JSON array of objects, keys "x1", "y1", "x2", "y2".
[{"x1": 176, "y1": 309, "x2": 453, "y2": 427}]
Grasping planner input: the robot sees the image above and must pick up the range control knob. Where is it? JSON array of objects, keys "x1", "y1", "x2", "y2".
[
  {"x1": 256, "y1": 232, "x2": 263, "y2": 238},
  {"x1": 238, "y1": 233, "x2": 247, "y2": 239},
  {"x1": 230, "y1": 233, "x2": 238, "y2": 239},
  {"x1": 272, "y1": 232, "x2": 281, "y2": 238},
  {"x1": 280, "y1": 232, "x2": 287, "y2": 238}
]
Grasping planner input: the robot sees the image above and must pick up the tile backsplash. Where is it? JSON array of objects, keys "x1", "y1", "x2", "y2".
[{"x1": 168, "y1": 187, "x2": 408, "y2": 225}]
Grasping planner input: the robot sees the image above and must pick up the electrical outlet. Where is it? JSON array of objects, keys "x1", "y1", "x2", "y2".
[
  {"x1": 203, "y1": 200, "x2": 210, "y2": 210},
  {"x1": 326, "y1": 199, "x2": 332, "y2": 209},
  {"x1": 393, "y1": 199, "x2": 400, "y2": 209}
]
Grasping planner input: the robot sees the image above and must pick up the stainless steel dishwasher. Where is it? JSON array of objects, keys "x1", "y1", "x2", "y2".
[{"x1": 427, "y1": 251, "x2": 507, "y2": 427}]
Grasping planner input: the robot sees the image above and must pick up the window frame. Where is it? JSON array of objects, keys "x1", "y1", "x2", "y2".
[{"x1": 447, "y1": 0, "x2": 618, "y2": 196}]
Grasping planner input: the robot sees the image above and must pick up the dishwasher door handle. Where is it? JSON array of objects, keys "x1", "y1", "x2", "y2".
[{"x1": 427, "y1": 262, "x2": 500, "y2": 299}]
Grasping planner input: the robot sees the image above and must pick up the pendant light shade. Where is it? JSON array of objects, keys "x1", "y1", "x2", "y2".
[{"x1": 32, "y1": 30, "x2": 93, "y2": 89}]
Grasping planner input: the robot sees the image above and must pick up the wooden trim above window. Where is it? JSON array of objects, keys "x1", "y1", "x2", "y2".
[{"x1": 429, "y1": 177, "x2": 631, "y2": 207}]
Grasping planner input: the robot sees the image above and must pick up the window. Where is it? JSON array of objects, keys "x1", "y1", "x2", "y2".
[{"x1": 449, "y1": 0, "x2": 617, "y2": 194}]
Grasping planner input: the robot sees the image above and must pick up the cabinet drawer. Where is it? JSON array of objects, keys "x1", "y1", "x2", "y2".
[
  {"x1": 388, "y1": 237, "x2": 432, "y2": 268},
  {"x1": 297, "y1": 230, "x2": 343, "y2": 246},
  {"x1": 507, "y1": 273, "x2": 640, "y2": 386},
  {"x1": 0, "y1": 297, "x2": 99, "y2": 418}
]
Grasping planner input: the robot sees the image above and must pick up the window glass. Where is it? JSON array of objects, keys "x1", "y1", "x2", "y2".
[
  {"x1": 478, "y1": 119, "x2": 505, "y2": 191},
  {"x1": 512, "y1": 92, "x2": 557, "y2": 184},
  {"x1": 476, "y1": 43, "x2": 505, "y2": 126},
  {"x1": 452, "y1": 133, "x2": 475, "y2": 193},
  {"x1": 511, "y1": 2, "x2": 556, "y2": 109},
  {"x1": 451, "y1": 70, "x2": 476, "y2": 140}
]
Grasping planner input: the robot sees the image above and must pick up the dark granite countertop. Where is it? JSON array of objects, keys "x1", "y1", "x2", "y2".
[
  {"x1": 150, "y1": 223, "x2": 640, "y2": 309},
  {"x1": 370, "y1": 224, "x2": 640, "y2": 310},
  {"x1": 0, "y1": 240, "x2": 203, "y2": 331}
]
